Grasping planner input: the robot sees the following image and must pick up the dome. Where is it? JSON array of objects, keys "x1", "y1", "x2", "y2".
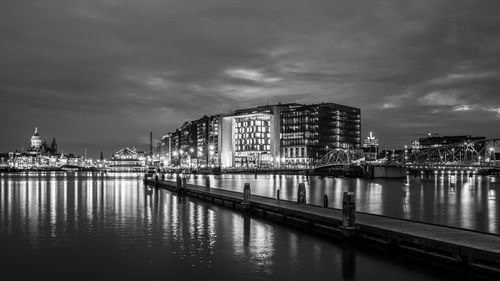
[{"x1": 31, "y1": 127, "x2": 42, "y2": 148}]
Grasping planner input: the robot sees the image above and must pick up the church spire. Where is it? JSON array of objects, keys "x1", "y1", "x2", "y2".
[{"x1": 50, "y1": 137, "x2": 57, "y2": 154}]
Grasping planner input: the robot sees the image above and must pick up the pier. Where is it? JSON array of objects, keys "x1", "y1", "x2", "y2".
[{"x1": 145, "y1": 176, "x2": 500, "y2": 277}]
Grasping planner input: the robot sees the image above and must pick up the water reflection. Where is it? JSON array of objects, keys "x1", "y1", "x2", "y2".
[
  {"x1": 0, "y1": 173, "x2": 484, "y2": 280},
  {"x1": 187, "y1": 174, "x2": 500, "y2": 234}
]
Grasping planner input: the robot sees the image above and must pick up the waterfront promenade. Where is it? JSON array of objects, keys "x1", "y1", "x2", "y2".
[{"x1": 145, "y1": 177, "x2": 500, "y2": 277}]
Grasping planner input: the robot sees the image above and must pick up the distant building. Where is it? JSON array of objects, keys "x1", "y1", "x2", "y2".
[
  {"x1": 30, "y1": 127, "x2": 42, "y2": 148},
  {"x1": 166, "y1": 115, "x2": 220, "y2": 168},
  {"x1": 7, "y1": 128, "x2": 62, "y2": 168},
  {"x1": 26, "y1": 127, "x2": 58, "y2": 156},
  {"x1": 154, "y1": 134, "x2": 173, "y2": 167},
  {"x1": 363, "y1": 131, "x2": 379, "y2": 160},
  {"x1": 106, "y1": 147, "x2": 147, "y2": 172}
]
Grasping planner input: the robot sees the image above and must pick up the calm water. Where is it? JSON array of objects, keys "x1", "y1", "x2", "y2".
[
  {"x1": 0, "y1": 172, "x2": 480, "y2": 281},
  {"x1": 186, "y1": 173, "x2": 500, "y2": 234}
]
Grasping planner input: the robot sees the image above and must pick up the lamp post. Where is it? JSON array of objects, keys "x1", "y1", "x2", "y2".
[{"x1": 490, "y1": 147, "x2": 495, "y2": 164}]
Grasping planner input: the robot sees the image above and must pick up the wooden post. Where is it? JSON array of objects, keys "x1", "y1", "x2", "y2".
[
  {"x1": 161, "y1": 173, "x2": 165, "y2": 180},
  {"x1": 297, "y1": 183, "x2": 306, "y2": 204},
  {"x1": 323, "y1": 194, "x2": 328, "y2": 208},
  {"x1": 243, "y1": 183, "x2": 251, "y2": 210},
  {"x1": 276, "y1": 188, "x2": 280, "y2": 201},
  {"x1": 205, "y1": 176, "x2": 210, "y2": 189},
  {"x1": 155, "y1": 175, "x2": 159, "y2": 187},
  {"x1": 182, "y1": 178, "x2": 187, "y2": 189},
  {"x1": 341, "y1": 191, "x2": 356, "y2": 237}
]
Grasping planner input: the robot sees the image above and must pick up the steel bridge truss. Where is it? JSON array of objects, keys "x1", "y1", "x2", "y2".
[
  {"x1": 398, "y1": 139, "x2": 500, "y2": 167},
  {"x1": 314, "y1": 148, "x2": 363, "y2": 169}
]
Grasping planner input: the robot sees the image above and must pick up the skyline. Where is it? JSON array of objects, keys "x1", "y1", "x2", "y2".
[{"x1": 1, "y1": 0, "x2": 500, "y2": 157}]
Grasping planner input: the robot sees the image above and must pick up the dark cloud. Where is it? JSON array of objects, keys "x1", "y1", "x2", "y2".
[{"x1": 1, "y1": 0, "x2": 500, "y2": 156}]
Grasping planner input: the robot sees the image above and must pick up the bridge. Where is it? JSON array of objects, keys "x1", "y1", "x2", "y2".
[
  {"x1": 395, "y1": 138, "x2": 500, "y2": 173},
  {"x1": 314, "y1": 148, "x2": 364, "y2": 169},
  {"x1": 313, "y1": 139, "x2": 500, "y2": 176}
]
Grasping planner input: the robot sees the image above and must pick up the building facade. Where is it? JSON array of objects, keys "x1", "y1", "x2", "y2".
[
  {"x1": 159, "y1": 102, "x2": 361, "y2": 169},
  {"x1": 220, "y1": 105, "x2": 281, "y2": 168},
  {"x1": 363, "y1": 131, "x2": 380, "y2": 161},
  {"x1": 165, "y1": 115, "x2": 220, "y2": 169},
  {"x1": 106, "y1": 147, "x2": 147, "y2": 172},
  {"x1": 280, "y1": 103, "x2": 361, "y2": 168}
]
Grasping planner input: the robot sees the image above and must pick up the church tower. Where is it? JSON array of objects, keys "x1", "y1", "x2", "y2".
[
  {"x1": 50, "y1": 137, "x2": 58, "y2": 154},
  {"x1": 30, "y1": 127, "x2": 42, "y2": 148}
]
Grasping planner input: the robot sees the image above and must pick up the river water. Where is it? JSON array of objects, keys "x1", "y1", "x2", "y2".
[
  {"x1": 0, "y1": 172, "x2": 494, "y2": 280},
  {"x1": 186, "y1": 173, "x2": 500, "y2": 234}
]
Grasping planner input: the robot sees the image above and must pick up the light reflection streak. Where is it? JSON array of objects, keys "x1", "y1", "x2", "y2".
[{"x1": 487, "y1": 180, "x2": 497, "y2": 233}]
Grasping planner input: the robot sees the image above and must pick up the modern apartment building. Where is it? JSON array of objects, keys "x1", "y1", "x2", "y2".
[{"x1": 159, "y1": 102, "x2": 361, "y2": 169}]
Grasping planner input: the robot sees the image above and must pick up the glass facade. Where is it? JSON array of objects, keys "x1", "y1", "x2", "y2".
[
  {"x1": 280, "y1": 103, "x2": 361, "y2": 168},
  {"x1": 234, "y1": 114, "x2": 273, "y2": 168}
]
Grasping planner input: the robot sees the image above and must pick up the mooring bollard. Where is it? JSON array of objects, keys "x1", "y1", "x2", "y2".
[
  {"x1": 341, "y1": 191, "x2": 356, "y2": 237},
  {"x1": 205, "y1": 176, "x2": 210, "y2": 189},
  {"x1": 323, "y1": 194, "x2": 328, "y2": 208},
  {"x1": 297, "y1": 183, "x2": 306, "y2": 204},
  {"x1": 243, "y1": 183, "x2": 251, "y2": 209},
  {"x1": 276, "y1": 188, "x2": 280, "y2": 201}
]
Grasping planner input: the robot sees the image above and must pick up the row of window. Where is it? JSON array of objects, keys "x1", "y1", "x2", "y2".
[
  {"x1": 236, "y1": 126, "x2": 270, "y2": 133},
  {"x1": 235, "y1": 120, "x2": 271, "y2": 127},
  {"x1": 236, "y1": 145, "x2": 271, "y2": 152},
  {"x1": 235, "y1": 133, "x2": 271, "y2": 140},
  {"x1": 283, "y1": 147, "x2": 306, "y2": 158},
  {"x1": 235, "y1": 137, "x2": 271, "y2": 145}
]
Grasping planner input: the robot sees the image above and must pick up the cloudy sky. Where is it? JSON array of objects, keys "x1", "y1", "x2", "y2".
[{"x1": 1, "y1": 0, "x2": 500, "y2": 157}]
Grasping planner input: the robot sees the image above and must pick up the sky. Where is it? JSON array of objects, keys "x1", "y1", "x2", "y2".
[{"x1": 1, "y1": 0, "x2": 500, "y2": 158}]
